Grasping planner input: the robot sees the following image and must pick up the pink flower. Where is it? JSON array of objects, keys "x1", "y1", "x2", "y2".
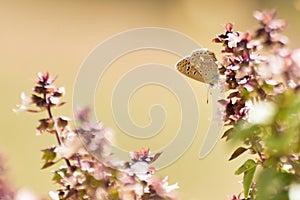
[
  {"x1": 119, "y1": 183, "x2": 144, "y2": 200},
  {"x1": 75, "y1": 107, "x2": 91, "y2": 123},
  {"x1": 225, "y1": 23, "x2": 234, "y2": 32},
  {"x1": 292, "y1": 48, "x2": 300, "y2": 64},
  {"x1": 228, "y1": 193, "x2": 242, "y2": 200},
  {"x1": 129, "y1": 148, "x2": 161, "y2": 164},
  {"x1": 49, "y1": 191, "x2": 59, "y2": 200},
  {"x1": 149, "y1": 176, "x2": 179, "y2": 199},
  {"x1": 253, "y1": 10, "x2": 277, "y2": 25},
  {"x1": 130, "y1": 148, "x2": 150, "y2": 161},
  {"x1": 13, "y1": 92, "x2": 32, "y2": 113},
  {"x1": 227, "y1": 32, "x2": 241, "y2": 48},
  {"x1": 37, "y1": 72, "x2": 56, "y2": 86},
  {"x1": 253, "y1": 10, "x2": 287, "y2": 34},
  {"x1": 15, "y1": 188, "x2": 41, "y2": 200},
  {"x1": 55, "y1": 132, "x2": 82, "y2": 158}
]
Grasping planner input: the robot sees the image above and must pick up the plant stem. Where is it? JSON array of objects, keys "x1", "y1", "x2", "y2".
[{"x1": 44, "y1": 92, "x2": 72, "y2": 168}]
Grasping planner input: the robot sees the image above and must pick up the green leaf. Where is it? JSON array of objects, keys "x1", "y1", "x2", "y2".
[
  {"x1": 84, "y1": 174, "x2": 103, "y2": 189},
  {"x1": 221, "y1": 128, "x2": 234, "y2": 141},
  {"x1": 41, "y1": 147, "x2": 56, "y2": 163},
  {"x1": 52, "y1": 171, "x2": 63, "y2": 183},
  {"x1": 229, "y1": 147, "x2": 248, "y2": 161},
  {"x1": 262, "y1": 82, "x2": 274, "y2": 94},
  {"x1": 256, "y1": 168, "x2": 292, "y2": 200},
  {"x1": 243, "y1": 163, "x2": 256, "y2": 198},
  {"x1": 52, "y1": 168, "x2": 68, "y2": 183},
  {"x1": 108, "y1": 187, "x2": 119, "y2": 200},
  {"x1": 231, "y1": 122, "x2": 261, "y2": 142},
  {"x1": 77, "y1": 189, "x2": 87, "y2": 199},
  {"x1": 235, "y1": 159, "x2": 257, "y2": 175},
  {"x1": 234, "y1": 159, "x2": 257, "y2": 198}
]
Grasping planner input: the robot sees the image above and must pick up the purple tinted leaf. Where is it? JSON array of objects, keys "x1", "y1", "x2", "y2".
[
  {"x1": 151, "y1": 152, "x2": 162, "y2": 163},
  {"x1": 56, "y1": 117, "x2": 68, "y2": 128},
  {"x1": 34, "y1": 86, "x2": 45, "y2": 94},
  {"x1": 41, "y1": 161, "x2": 55, "y2": 169},
  {"x1": 37, "y1": 118, "x2": 54, "y2": 132},
  {"x1": 218, "y1": 99, "x2": 228, "y2": 106},
  {"x1": 227, "y1": 91, "x2": 241, "y2": 98},
  {"x1": 229, "y1": 147, "x2": 248, "y2": 161},
  {"x1": 26, "y1": 109, "x2": 41, "y2": 113},
  {"x1": 31, "y1": 94, "x2": 45, "y2": 107},
  {"x1": 37, "y1": 119, "x2": 49, "y2": 132},
  {"x1": 56, "y1": 101, "x2": 67, "y2": 107}
]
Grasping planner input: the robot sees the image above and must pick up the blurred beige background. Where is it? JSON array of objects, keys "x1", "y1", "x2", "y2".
[{"x1": 1, "y1": 0, "x2": 300, "y2": 199}]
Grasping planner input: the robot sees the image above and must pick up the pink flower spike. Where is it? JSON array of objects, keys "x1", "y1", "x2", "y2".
[
  {"x1": 37, "y1": 72, "x2": 57, "y2": 85},
  {"x1": 253, "y1": 9, "x2": 277, "y2": 24}
]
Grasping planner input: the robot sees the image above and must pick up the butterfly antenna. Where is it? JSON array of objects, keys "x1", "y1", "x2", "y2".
[{"x1": 206, "y1": 85, "x2": 209, "y2": 104}]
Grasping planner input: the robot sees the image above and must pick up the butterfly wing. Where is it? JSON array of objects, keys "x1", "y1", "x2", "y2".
[
  {"x1": 176, "y1": 57, "x2": 206, "y2": 83},
  {"x1": 176, "y1": 49, "x2": 219, "y2": 85}
]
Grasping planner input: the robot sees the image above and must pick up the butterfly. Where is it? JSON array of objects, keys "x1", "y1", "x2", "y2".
[{"x1": 175, "y1": 48, "x2": 219, "y2": 86}]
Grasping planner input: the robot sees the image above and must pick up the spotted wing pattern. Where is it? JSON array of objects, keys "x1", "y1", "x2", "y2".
[{"x1": 176, "y1": 48, "x2": 219, "y2": 85}]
